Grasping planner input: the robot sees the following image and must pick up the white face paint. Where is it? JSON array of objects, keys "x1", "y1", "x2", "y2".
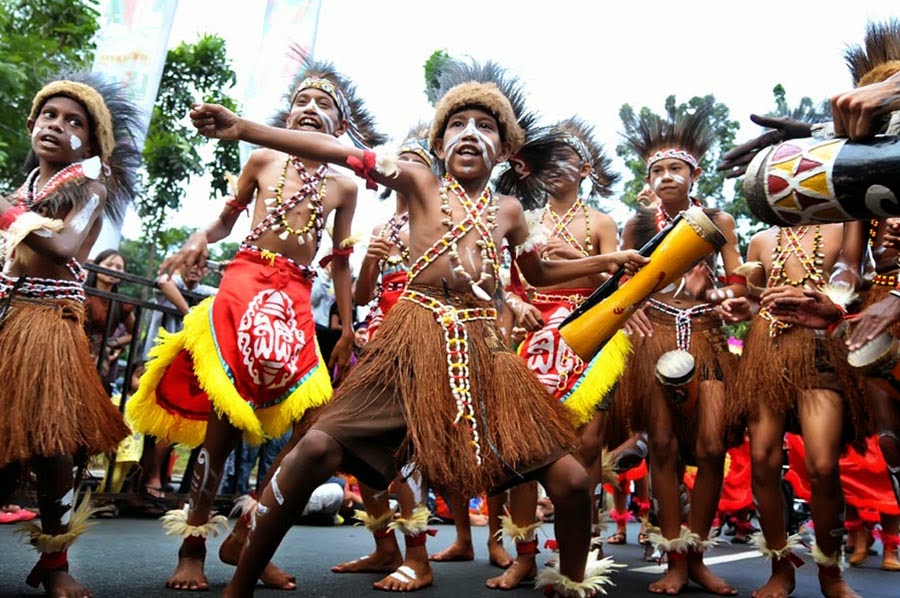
[
  {"x1": 31, "y1": 126, "x2": 42, "y2": 140},
  {"x1": 443, "y1": 118, "x2": 495, "y2": 171},
  {"x1": 651, "y1": 168, "x2": 687, "y2": 191},
  {"x1": 303, "y1": 98, "x2": 335, "y2": 135},
  {"x1": 69, "y1": 193, "x2": 99, "y2": 234},
  {"x1": 69, "y1": 134, "x2": 82, "y2": 151}
]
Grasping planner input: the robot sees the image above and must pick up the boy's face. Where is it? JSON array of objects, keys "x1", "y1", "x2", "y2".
[
  {"x1": 27, "y1": 96, "x2": 94, "y2": 165},
  {"x1": 645, "y1": 157, "x2": 699, "y2": 204},
  {"x1": 545, "y1": 146, "x2": 590, "y2": 196},
  {"x1": 288, "y1": 88, "x2": 347, "y2": 138},
  {"x1": 435, "y1": 108, "x2": 510, "y2": 180}
]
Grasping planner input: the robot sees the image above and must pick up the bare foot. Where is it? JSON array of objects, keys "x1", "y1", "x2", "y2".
[
  {"x1": 648, "y1": 559, "x2": 688, "y2": 595},
  {"x1": 41, "y1": 569, "x2": 94, "y2": 598},
  {"x1": 219, "y1": 527, "x2": 297, "y2": 589},
  {"x1": 688, "y1": 557, "x2": 737, "y2": 596},
  {"x1": 332, "y1": 548, "x2": 403, "y2": 573},
  {"x1": 488, "y1": 538, "x2": 513, "y2": 569},
  {"x1": 751, "y1": 563, "x2": 795, "y2": 598},
  {"x1": 429, "y1": 540, "x2": 474, "y2": 562},
  {"x1": 373, "y1": 561, "x2": 434, "y2": 592},
  {"x1": 485, "y1": 556, "x2": 537, "y2": 590},
  {"x1": 819, "y1": 572, "x2": 862, "y2": 598},
  {"x1": 167, "y1": 543, "x2": 209, "y2": 591}
]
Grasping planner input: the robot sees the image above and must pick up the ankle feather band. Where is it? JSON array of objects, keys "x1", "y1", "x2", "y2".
[
  {"x1": 648, "y1": 527, "x2": 699, "y2": 554},
  {"x1": 230, "y1": 494, "x2": 258, "y2": 519},
  {"x1": 535, "y1": 552, "x2": 624, "y2": 597},
  {"x1": 811, "y1": 544, "x2": 845, "y2": 570},
  {"x1": 389, "y1": 506, "x2": 431, "y2": 537},
  {"x1": 875, "y1": 529, "x2": 900, "y2": 552},
  {"x1": 749, "y1": 532, "x2": 805, "y2": 568},
  {"x1": 353, "y1": 507, "x2": 396, "y2": 533},
  {"x1": 16, "y1": 492, "x2": 94, "y2": 554},
  {"x1": 160, "y1": 506, "x2": 228, "y2": 539},
  {"x1": 496, "y1": 515, "x2": 542, "y2": 542},
  {"x1": 600, "y1": 450, "x2": 619, "y2": 487}
]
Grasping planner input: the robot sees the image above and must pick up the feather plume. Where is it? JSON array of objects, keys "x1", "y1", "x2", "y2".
[{"x1": 845, "y1": 19, "x2": 900, "y2": 86}]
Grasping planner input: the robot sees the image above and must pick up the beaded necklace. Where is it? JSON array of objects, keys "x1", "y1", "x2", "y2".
[
  {"x1": 17, "y1": 163, "x2": 86, "y2": 210},
  {"x1": 760, "y1": 225, "x2": 825, "y2": 336},
  {"x1": 380, "y1": 212, "x2": 410, "y2": 269},
  {"x1": 647, "y1": 298, "x2": 715, "y2": 352},
  {"x1": 408, "y1": 175, "x2": 499, "y2": 301},
  {"x1": 245, "y1": 157, "x2": 328, "y2": 248},
  {"x1": 543, "y1": 198, "x2": 592, "y2": 257}
]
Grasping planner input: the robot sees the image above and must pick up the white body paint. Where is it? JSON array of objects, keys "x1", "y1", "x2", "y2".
[
  {"x1": 58, "y1": 487, "x2": 75, "y2": 525},
  {"x1": 31, "y1": 126, "x2": 42, "y2": 140},
  {"x1": 69, "y1": 193, "x2": 99, "y2": 234},
  {"x1": 271, "y1": 466, "x2": 285, "y2": 505},
  {"x1": 443, "y1": 118, "x2": 495, "y2": 171},
  {"x1": 69, "y1": 134, "x2": 82, "y2": 151}
]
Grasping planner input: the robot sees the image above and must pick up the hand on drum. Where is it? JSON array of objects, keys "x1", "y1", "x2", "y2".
[
  {"x1": 832, "y1": 71, "x2": 900, "y2": 140},
  {"x1": 760, "y1": 285, "x2": 842, "y2": 330},
  {"x1": 881, "y1": 218, "x2": 900, "y2": 250},
  {"x1": 716, "y1": 114, "x2": 812, "y2": 178},
  {"x1": 846, "y1": 294, "x2": 900, "y2": 351},
  {"x1": 608, "y1": 249, "x2": 649, "y2": 276}
]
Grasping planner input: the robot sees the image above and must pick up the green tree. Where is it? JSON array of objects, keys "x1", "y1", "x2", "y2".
[
  {"x1": 0, "y1": 0, "x2": 100, "y2": 191},
  {"x1": 423, "y1": 49, "x2": 451, "y2": 106},
  {"x1": 138, "y1": 34, "x2": 240, "y2": 278}
]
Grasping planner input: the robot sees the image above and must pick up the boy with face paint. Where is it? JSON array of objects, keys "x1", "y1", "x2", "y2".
[
  {"x1": 0, "y1": 73, "x2": 139, "y2": 598},
  {"x1": 190, "y1": 60, "x2": 647, "y2": 598},
  {"x1": 126, "y1": 58, "x2": 383, "y2": 592},
  {"x1": 618, "y1": 106, "x2": 745, "y2": 596},
  {"x1": 491, "y1": 118, "x2": 628, "y2": 589}
]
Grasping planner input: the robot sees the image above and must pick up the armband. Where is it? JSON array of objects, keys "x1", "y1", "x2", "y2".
[
  {"x1": 726, "y1": 274, "x2": 747, "y2": 286},
  {"x1": 225, "y1": 197, "x2": 249, "y2": 215},
  {"x1": 318, "y1": 246, "x2": 354, "y2": 268},
  {"x1": 346, "y1": 146, "x2": 399, "y2": 191}
]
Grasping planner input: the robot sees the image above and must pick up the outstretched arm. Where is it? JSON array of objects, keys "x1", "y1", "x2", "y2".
[{"x1": 190, "y1": 103, "x2": 429, "y2": 200}]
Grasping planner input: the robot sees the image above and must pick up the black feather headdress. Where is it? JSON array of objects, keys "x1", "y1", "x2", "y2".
[
  {"x1": 621, "y1": 104, "x2": 715, "y2": 173},
  {"x1": 270, "y1": 50, "x2": 387, "y2": 149}
]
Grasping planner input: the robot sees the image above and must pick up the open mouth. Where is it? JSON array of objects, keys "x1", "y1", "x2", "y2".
[
  {"x1": 297, "y1": 117, "x2": 320, "y2": 130},
  {"x1": 38, "y1": 134, "x2": 61, "y2": 148}
]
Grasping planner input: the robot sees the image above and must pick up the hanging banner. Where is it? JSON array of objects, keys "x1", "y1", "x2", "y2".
[
  {"x1": 240, "y1": 0, "x2": 322, "y2": 163},
  {"x1": 92, "y1": 0, "x2": 180, "y2": 149}
]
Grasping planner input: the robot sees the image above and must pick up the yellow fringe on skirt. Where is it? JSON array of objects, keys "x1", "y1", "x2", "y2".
[{"x1": 126, "y1": 298, "x2": 332, "y2": 447}]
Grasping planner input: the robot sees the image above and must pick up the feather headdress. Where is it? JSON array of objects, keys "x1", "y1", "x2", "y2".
[
  {"x1": 621, "y1": 103, "x2": 715, "y2": 173},
  {"x1": 429, "y1": 59, "x2": 534, "y2": 156},
  {"x1": 270, "y1": 49, "x2": 387, "y2": 149},
  {"x1": 845, "y1": 19, "x2": 900, "y2": 87},
  {"x1": 497, "y1": 117, "x2": 620, "y2": 209},
  {"x1": 398, "y1": 122, "x2": 435, "y2": 169},
  {"x1": 24, "y1": 72, "x2": 141, "y2": 225}
]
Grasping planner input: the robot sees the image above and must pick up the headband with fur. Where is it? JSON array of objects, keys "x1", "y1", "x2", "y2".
[
  {"x1": 24, "y1": 72, "x2": 141, "y2": 225},
  {"x1": 429, "y1": 60, "x2": 531, "y2": 155},
  {"x1": 845, "y1": 19, "x2": 900, "y2": 87}
]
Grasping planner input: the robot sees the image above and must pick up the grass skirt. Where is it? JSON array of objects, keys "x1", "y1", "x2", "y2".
[
  {"x1": 620, "y1": 306, "x2": 737, "y2": 453},
  {"x1": 0, "y1": 299, "x2": 129, "y2": 467},
  {"x1": 329, "y1": 284, "x2": 577, "y2": 497},
  {"x1": 731, "y1": 316, "x2": 869, "y2": 453}
]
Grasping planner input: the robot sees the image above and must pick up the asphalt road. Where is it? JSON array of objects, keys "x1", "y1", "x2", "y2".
[{"x1": 0, "y1": 518, "x2": 895, "y2": 597}]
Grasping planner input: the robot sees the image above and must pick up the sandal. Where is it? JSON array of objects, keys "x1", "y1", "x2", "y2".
[{"x1": 606, "y1": 531, "x2": 627, "y2": 545}]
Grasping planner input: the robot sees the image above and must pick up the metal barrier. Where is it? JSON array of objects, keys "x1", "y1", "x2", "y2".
[{"x1": 81, "y1": 263, "x2": 237, "y2": 507}]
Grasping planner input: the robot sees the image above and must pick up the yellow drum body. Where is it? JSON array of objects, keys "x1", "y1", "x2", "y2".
[{"x1": 559, "y1": 206, "x2": 725, "y2": 362}]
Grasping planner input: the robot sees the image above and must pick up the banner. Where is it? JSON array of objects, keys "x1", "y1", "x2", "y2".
[
  {"x1": 92, "y1": 0, "x2": 180, "y2": 149},
  {"x1": 240, "y1": 0, "x2": 322, "y2": 163}
]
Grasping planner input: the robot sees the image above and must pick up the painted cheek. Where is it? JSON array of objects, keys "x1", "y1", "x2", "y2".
[
  {"x1": 672, "y1": 173, "x2": 686, "y2": 185},
  {"x1": 31, "y1": 127, "x2": 42, "y2": 139},
  {"x1": 69, "y1": 134, "x2": 83, "y2": 151},
  {"x1": 309, "y1": 99, "x2": 335, "y2": 134},
  {"x1": 652, "y1": 177, "x2": 663, "y2": 191}
]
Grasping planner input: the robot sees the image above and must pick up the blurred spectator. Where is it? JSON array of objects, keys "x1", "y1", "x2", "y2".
[{"x1": 84, "y1": 249, "x2": 135, "y2": 389}]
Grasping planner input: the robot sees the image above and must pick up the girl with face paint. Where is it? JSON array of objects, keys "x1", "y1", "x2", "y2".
[{"x1": 0, "y1": 73, "x2": 140, "y2": 598}]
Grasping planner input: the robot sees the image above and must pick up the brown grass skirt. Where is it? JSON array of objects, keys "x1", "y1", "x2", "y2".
[
  {"x1": 620, "y1": 306, "x2": 738, "y2": 452},
  {"x1": 731, "y1": 316, "x2": 870, "y2": 453},
  {"x1": 0, "y1": 299, "x2": 129, "y2": 468},
  {"x1": 314, "y1": 284, "x2": 576, "y2": 497}
]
